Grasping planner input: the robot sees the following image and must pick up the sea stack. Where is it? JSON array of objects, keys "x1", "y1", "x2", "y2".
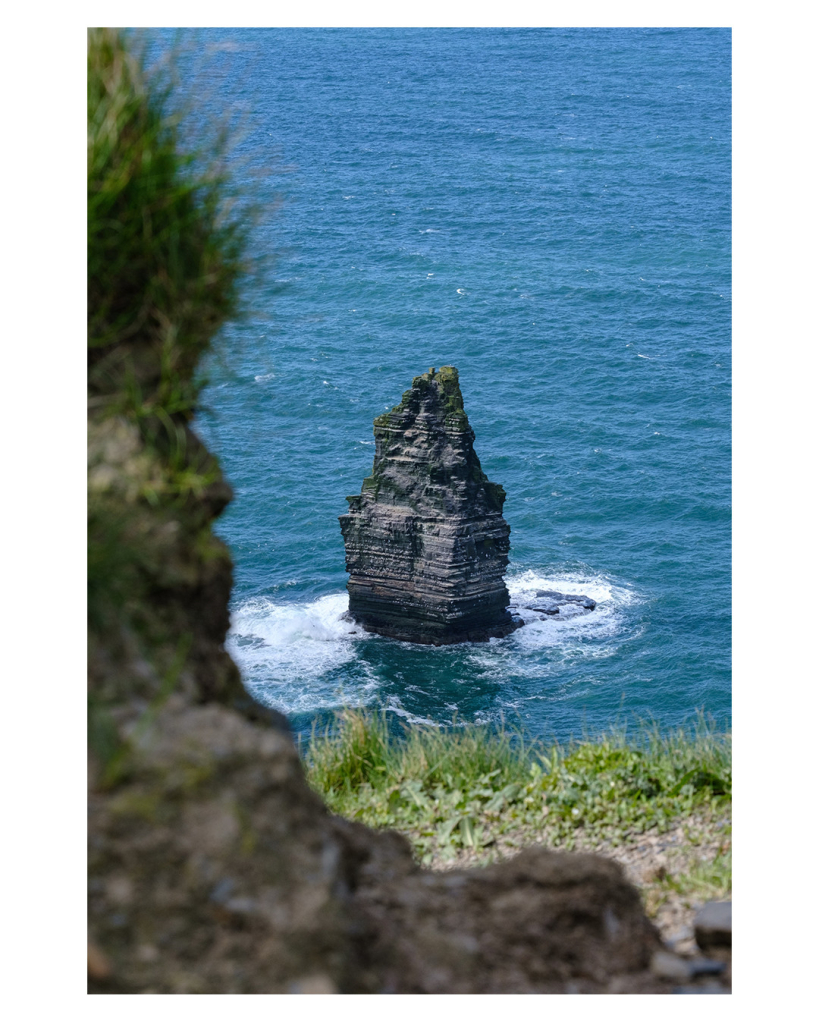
[{"x1": 339, "y1": 366, "x2": 518, "y2": 645}]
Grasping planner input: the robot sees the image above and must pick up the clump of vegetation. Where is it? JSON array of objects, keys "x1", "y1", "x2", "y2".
[
  {"x1": 435, "y1": 365, "x2": 469, "y2": 429},
  {"x1": 88, "y1": 27, "x2": 247, "y2": 417},
  {"x1": 88, "y1": 28, "x2": 249, "y2": 741},
  {"x1": 304, "y1": 710, "x2": 731, "y2": 867},
  {"x1": 661, "y1": 850, "x2": 732, "y2": 902}
]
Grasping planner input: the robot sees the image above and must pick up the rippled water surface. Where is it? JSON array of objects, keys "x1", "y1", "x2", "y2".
[{"x1": 152, "y1": 28, "x2": 731, "y2": 741}]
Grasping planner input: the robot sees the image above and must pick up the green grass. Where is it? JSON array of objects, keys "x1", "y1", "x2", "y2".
[
  {"x1": 88, "y1": 27, "x2": 248, "y2": 420},
  {"x1": 665, "y1": 850, "x2": 732, "y2": 901},
  {"x1": 303, "y1": 710, "x2": 731, "y2": 867}
]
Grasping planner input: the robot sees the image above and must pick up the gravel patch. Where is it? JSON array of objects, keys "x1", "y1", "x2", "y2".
[{"x1": 411, "y1": 807, "x2": 731, "y2": 952}]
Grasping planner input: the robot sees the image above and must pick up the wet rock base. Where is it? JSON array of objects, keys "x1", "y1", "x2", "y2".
[{"x1": 515, "y1": 588, "x2": 598, "y2": 623}]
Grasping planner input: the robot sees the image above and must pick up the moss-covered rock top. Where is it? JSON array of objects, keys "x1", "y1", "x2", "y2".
[
  {"x1": 354, "y1": 367, "x2": 506, "y2": 514},
  {"x1": 375, "y1": 366, "x2": 466, "y2": 429}
]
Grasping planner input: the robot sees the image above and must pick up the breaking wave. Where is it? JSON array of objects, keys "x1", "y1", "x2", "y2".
[{"x1": 227, "y1": 567, "x2": 642, "y2": 722}]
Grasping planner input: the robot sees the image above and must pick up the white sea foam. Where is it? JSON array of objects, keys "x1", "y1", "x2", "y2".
[
  {"x1": 506, "y1": 568, "x2": 635, "y2": 608},
  {"x1": 498, "y1": 568, "x2": 641, "y2": 665},
  {"x1": 227, "y1": 568, "x2": 641, "y2": 715},
  {"x1": 381, "y1": 700, "x2": 440, "y2": 727},
  {"x1": 227, "y1": 594, "x2": 371, "y2": 712},
  {"x1": 231, "y1": 593, "x2": 363, "y2": 646}
]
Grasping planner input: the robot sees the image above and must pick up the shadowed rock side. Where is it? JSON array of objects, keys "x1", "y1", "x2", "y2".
[{"x1": 340, "y1": 367, "x2": 519, "y2": 645}]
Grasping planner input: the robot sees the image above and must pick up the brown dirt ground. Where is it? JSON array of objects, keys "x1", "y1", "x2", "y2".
[{"x1": 409, "y1": 808, "x2": 732, "y2": 954}]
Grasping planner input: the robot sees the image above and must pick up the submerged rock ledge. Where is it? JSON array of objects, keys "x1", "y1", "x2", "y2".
[{"x1": 340, "y1": 367, "x2": 518, "y2": 645}]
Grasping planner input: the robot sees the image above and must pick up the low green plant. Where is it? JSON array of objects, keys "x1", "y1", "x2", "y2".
[
  {"x1": 303, "y1": 710, "x2": 731, "y2": 867},
  {"x1": 663, "y1": 850, "x2": 732, "y2": 902}
]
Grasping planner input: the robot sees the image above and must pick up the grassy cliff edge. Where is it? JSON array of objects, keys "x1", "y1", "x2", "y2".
[{"x1": 303, "y1": 711, "x2": 731, "y2": 938}]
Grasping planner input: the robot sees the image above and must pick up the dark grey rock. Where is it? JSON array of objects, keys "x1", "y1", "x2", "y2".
[
  {"x1": 688, "y1": 958, "x2": 727, "y2": 978},
  {"x1": 533, "y1": 589, "x2": 596, "y2": 611},
  {"x1": 694, "y1": 901, "x2": 732, "y2": 950},
  {"x1": 673, "y1": 983, "x2": 729, "y2": 995},
  {"x1": 650, "y1": 950, "x2": 692, "y2": 981},
  {"x1": 339, "y1": 367, "x2": 519, "y2": 645}
]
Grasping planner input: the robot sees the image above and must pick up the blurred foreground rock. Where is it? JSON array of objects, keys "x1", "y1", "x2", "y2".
[{"x1": 88, "y1": 692, "x2": 667, "y2": 993}]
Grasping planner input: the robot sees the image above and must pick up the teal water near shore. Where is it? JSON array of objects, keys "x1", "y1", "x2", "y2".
[{"x1": 151, "y1": 28, "x2": 731, "y2": 742}]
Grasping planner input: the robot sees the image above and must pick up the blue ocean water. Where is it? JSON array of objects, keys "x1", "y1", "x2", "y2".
[{"x1": 153, "y1": 28, "x2": 731, "y2": 742}]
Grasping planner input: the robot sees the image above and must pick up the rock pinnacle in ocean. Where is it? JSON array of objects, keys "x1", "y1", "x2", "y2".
[{"x1": 339, "y1": 366, "x2": 518, "y2": 645}]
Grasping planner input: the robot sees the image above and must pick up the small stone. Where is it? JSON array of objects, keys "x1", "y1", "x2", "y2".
[
  {"x1": 665, "y1": 926, "x2": 694, "y2": 952},
  {"x1": 650, "y1": 950, "x2": 692, "y2": 982},
  {"x1": 688, "y1": 958, "x2": 726, "y2": 978},
  {"x1": 530, "y1": 590, "x2": 595, "y2": 613},
  {"x1": 694, "y1": 901, "x2": 732, "y2": 950},
  {"x1": 288, "y1": 973, "x2": 338, "y2": 994}
]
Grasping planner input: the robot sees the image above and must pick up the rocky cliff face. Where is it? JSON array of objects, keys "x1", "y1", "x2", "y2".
[{"x1": 340, "y1": 367, "x2": 519, "y2": 644}]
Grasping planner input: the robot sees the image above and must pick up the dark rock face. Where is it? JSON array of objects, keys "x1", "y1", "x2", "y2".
[
  {"x1": 694, "y1": 901, "x2": 732, "y2": 952},
  {"x1": 519, "y1": 589, "x2": 598, "y2": 619},
  {"x1": 354, "y1": 847, "x2": 662, "y2": 993},
  {"x1": 339, "y1": 367, "x2": 518, "y2": 645}
]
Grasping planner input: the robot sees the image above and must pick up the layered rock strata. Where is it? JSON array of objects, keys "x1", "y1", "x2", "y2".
[{"x1": 340, "y1": 367, "x2": 518, "y2": 645}]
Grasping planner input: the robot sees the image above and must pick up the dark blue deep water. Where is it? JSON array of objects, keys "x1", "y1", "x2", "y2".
[{"x1": 152, "y1": 28, "x2": 731, "y2": 742}]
